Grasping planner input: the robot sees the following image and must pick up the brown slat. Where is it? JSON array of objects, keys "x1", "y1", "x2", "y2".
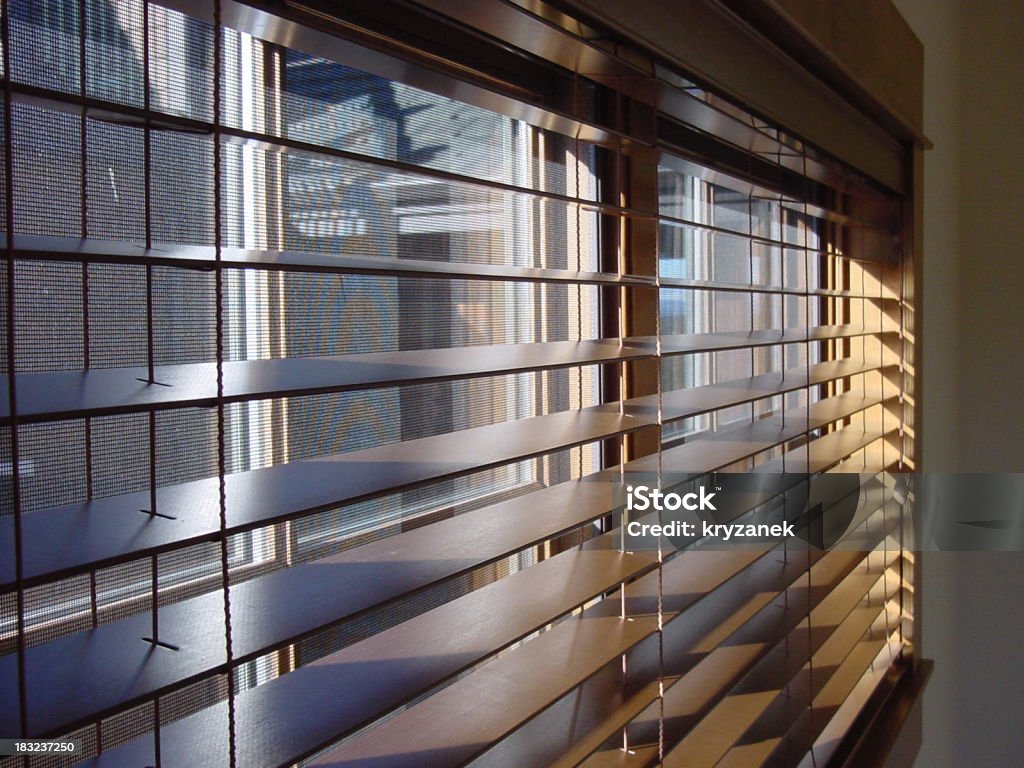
[
  {"x1": 544, "y1": 680, "x2": 664, "y2": 768},
  {"x1": 665, "y1": 690, "x2": 782, "y2": 767},
  {"x1": 762, "y1": 627, "x2": 903, "y2": 768},
  {"x1": 307, "y1": 614, "x2": 660, "y2": 768},
  {"x1": 631, "y1": 356, "x2": 895, "y2": 424},
  {"x1": 816, "y1": 592, "x2": 903, "y2": 669},
  {"x1": 658, "y1": 572, "x2": 903, "y2": 767},
  {"x1": 5, "y1": 80, "x2": 647, "y2": 218},
  {"x1": 618, "y1": 549, "x2": 769, "y2": 619},
  {"x1": 628, "y1": 396, "x2": 896, "y2": 477},
  {"x1": 578, "y1": 744, "x2": 659, "y2": 768},
  {"x1": 717, "y1": 740, "x2": 781, "y2": 768},
  {"x1": 0, "y1": 338, "x2": 653, "y2": 423},
  {"x1": 626, "y1": 325, "x2": 891, "y2": 358},
  {"x1": 310, "y1": 533, "x2": 775, "y2": 768},
  {"x1": 657, "y1": 213, "x2": 827, "y2": 257},
  {"x1": 794, "y1": 629, "x2": 906, "y2": 768},
  {"x1": 0, "y1": 403, "x2": 653, "y2": 590},
  {"x1": 544, "y1": 505, "x2": 897, "y2": 768},
  {"x1": 602, "y1": 505, "x2": 901, "y2": 767},
  {"x1": 658, "y1": 275, "x2": 897, "y2": 301},
  {"x1": 758, "y1": 421, "x2": 893, "y2": 474},
  {"x1": 21, "y1": 544, "x2": 656, "y2": 751},
  {"x1": 6, "y1": 232, "x2": 654, "y2": 287}
]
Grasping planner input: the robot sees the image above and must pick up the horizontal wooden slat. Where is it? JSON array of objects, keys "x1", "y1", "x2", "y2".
[
  {"x1": 628, "y1": 356, "x2": 896, "y2": 424},
  {"x1": 331, "y1": 493, "x2": 876, "y2": 768},
  {"x1": 657, "y1": 213, "x2": 827, "y2": 256},
  {"x1": 660, "y1": 577, "x2": 902, "y2": 767},
  {"x1": 588, "y1": 508, "x2": 901, "y2": 768},
  {"x1": 0, "y1": 541, "x2": 658, "y2": 741},
  {"x1": 850, "y1": 438, "x2": 898, "y2": 473},
  {"x1": 654, "y1": 156, "x2": 895, "y2": 235},
  {"x1": 0, "y1": 330, "x2": 895, "y2": 425},
  {"x1": 69, "y1": 581, "x2": 659, "y2": 767},
  {"x1": 611, "y1": 549, "x2": 774, "y2": 621},
  {"x1": 0, "y1": 339, "x2": 652, "y2": 423},
  {"x1": 658, "y1": 275, "x2": 897, "y2": 301},
  {"x1": 2, "y1": 238, "x2": 896, "y2": 299},
  {"x1": 630, "y1": 325, "x2": 893, "y2": 357},
  {"x1": 335, "y1": 495, "x2": 897, "y2": 768},
  {"x1": 717, "y1": 741, "x2": 780, "y2": 768},
  {"x1": 806, "y1": 324, "x2": 894, "y2": 342},
  {"x1": 3, "y1": 232, "x2": 655, "y2": 286},
  {"x1": 757, "y1": 422, "x2": 896, "y2": 474},
  {"x1": 4, "y1": 79, "x2": 647, "y2": 218},
  {"x1": 807, "y1": 431, "x2": 897, "y2": 474},
  {"x1": 58, "y1": 477, "x2": 855, "y2": 763},
  {"x1": 579, "y1": 745, "x2": 659, "y2": 768},
  {"x1": 628, "y1": 396, "x2": 897, "y2": 477},
  {"x1": 761, "y1": 626, "x2": 903, "y2": 768},
  {"x1": 0, "y1": 404, "x2": 653, "y2": 590},
  {"x1": 659, "y1": 214, "x2": 901, "y2": 268},
  {"x1": 792, "y1": 629, "x2": 906, "y2": 768},
  {"x1": 0, "y1": 380, "x2": 892, "y2": 592},
  {"x1": 660, "y1": 385, "x2": 888, "y2": 428},
  {"x1": 307, "y1": 614, "x2": 659, "y2": 768}
]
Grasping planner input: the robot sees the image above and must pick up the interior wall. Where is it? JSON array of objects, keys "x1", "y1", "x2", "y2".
[
  {"x1": 891, "y1": 0, "x2": 1024, "y2": 765},
  {"x1": 956, "y1": 2, "x2": 1024, "y2": 471}
]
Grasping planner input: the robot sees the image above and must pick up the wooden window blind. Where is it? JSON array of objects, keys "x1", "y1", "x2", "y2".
[{"x1": 0, "y1": 1, "x2": 913, "y2": 767}]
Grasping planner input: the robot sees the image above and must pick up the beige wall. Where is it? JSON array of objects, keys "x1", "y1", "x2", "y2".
[
  {"x1": 892, "y1": 0, "x2": 1024, "y2": 765},
  {"x1": 956, "y1": 2, "x2": 1024, "y2": 471}
]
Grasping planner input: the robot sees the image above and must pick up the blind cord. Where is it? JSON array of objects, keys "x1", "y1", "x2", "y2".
[
  {"x1": 575, "y1": 133, "x2": 584, "y2": 483},
  {"x1": 213, "y1": 2, "x2": 239, "y2": 765}
]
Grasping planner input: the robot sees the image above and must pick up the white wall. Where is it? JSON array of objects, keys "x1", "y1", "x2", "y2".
[{"x1": 891, "y1": 1, "x2": 1024, "y2": 765}]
